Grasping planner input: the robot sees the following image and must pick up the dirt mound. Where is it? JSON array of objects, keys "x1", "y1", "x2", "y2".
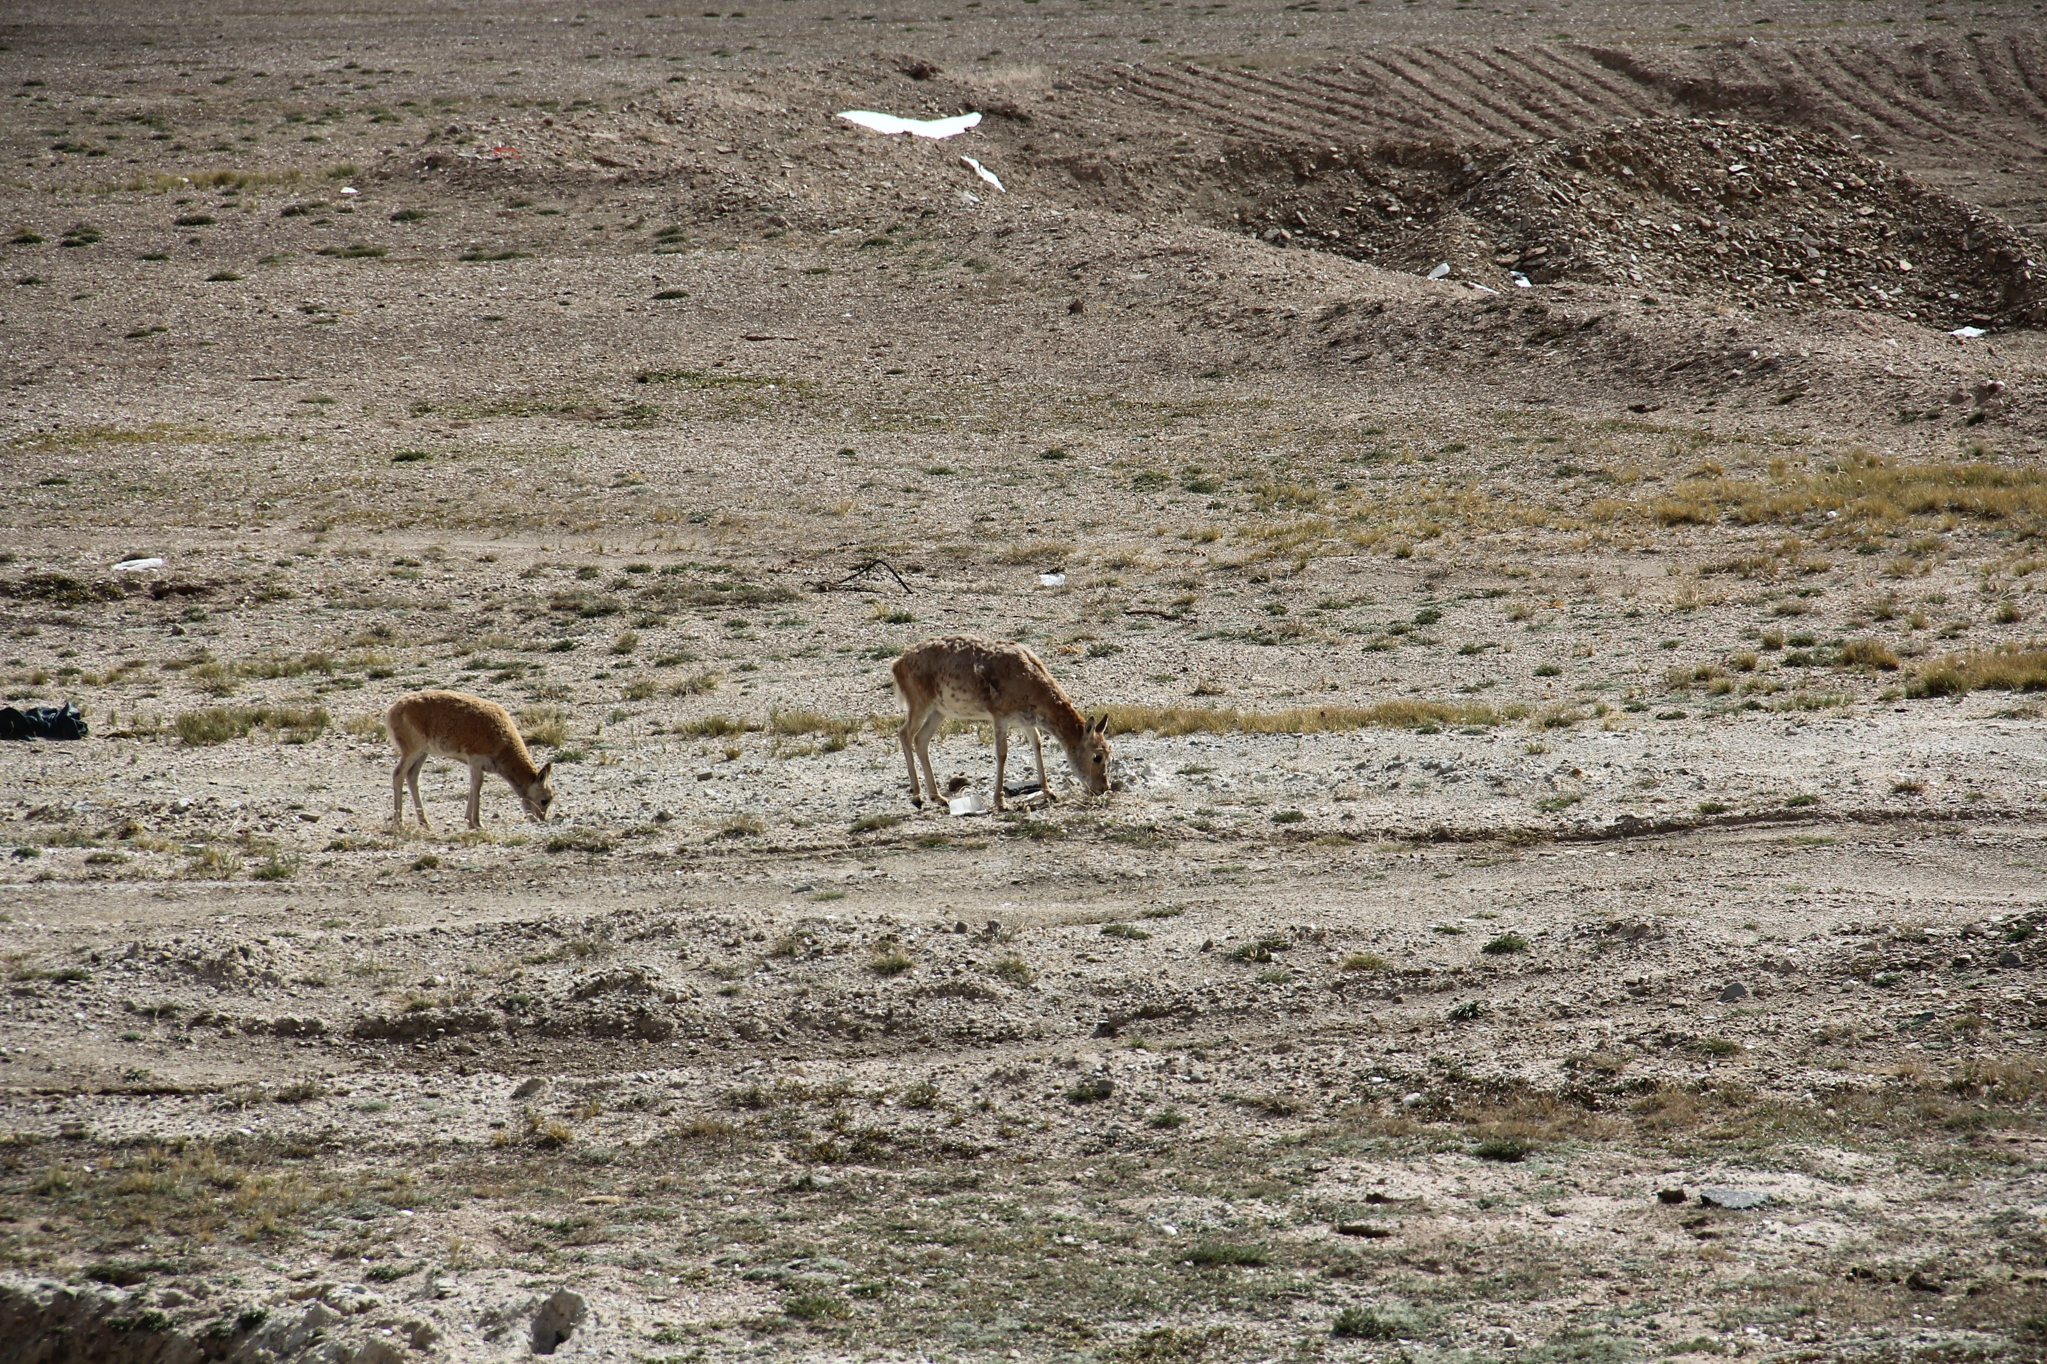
[
  {"x1": 1075, "y1": 37, "x2": 2047, "y2": 231},
  {"x1": 1207, "y1": 117, "x2": 2042, "y2": 329}
]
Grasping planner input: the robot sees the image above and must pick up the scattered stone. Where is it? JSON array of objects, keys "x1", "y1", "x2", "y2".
[
  {"x1": 1698, "y1": 1187, "x2": 1769, "y2": 1210},
  {"x1": 1334, "y1": 1222, "x2": 1394, "y2": 1238},
  {"x1": 1657, "y1": 1188, "x2": 1688, "y2": 1204},
  {"x1": 1998, "y1": 950, "x2": 2023, "y2": 968},
  {"x1": 511, "y1": 1077, "x2": 546, "y2": 1099},
  {"x1": 1717, "y1": 981, "x2": 1748, "y2": 1002},
  {"x1": 1218, "y1": 116, "x2": 2045, "y2": 328}
]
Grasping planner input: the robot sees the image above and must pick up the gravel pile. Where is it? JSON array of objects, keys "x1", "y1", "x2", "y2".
[{"x1": 1228, "y1": 117, "x2": 2044, "y2": 330}]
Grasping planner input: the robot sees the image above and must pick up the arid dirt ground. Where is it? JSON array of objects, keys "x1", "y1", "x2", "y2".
[{"x1": 3, "y1": 1, "x2": 2047, "y2": 1361}]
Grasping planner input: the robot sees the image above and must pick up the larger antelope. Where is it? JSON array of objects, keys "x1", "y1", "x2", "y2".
[
  {"x1": 386, "y1": 689, "x2": 557, "y2": 831},
  {"x1": 892, "y1": 635, "x2": 1111, "y2": 811}
]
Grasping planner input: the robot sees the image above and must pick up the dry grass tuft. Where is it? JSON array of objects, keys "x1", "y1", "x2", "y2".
[
  {"x1": 1838, "y1": 637, "x2": 1900, "y2": 670},
  {"x1": 770, "y1": 708, "x2": 869, "y2": 743},
  {"x1": 1647, "y1": 456, "x2": 2047, "y2": 533},
  {"x1": 1906, "y1": 644, "x2": 2047, "y2": 698},
  {"x1": 1102, "y1": 699, "x2": 1521, "y2": 736},
  {"x1": 174, "y1": 705, "x2": 328, "y2": 746},
  {"x1": 519, "y1": 706, "x2": 571, "y2": 747}
]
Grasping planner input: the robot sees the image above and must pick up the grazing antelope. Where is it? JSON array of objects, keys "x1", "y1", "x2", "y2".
[
  {"x1": 386, "y1": 690, "x2": 556, "y2": 831},
  {"x1": 892, "y1": 635, "x2": 1111, "y2": 812}
]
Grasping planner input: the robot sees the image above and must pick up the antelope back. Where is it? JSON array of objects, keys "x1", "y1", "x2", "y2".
[{"x1": 388, "y1": 690, "x2": 525, "y2": 762}]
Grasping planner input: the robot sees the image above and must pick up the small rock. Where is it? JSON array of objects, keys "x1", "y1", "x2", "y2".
[
  {"x1": 1657, "y1": 1188, "x2": 1687, "y2": 1205},
  {"x1": 1906, "y1": 1271, "x2": 1946, "y2": 1294},
  {"x1": 1698, "y1": 1187, "x2": 1769, "y2": 1210},
  {"x1": 1717, "y1": 981, "x2": 1748, "y2": 1002},
  {"x1": 1998, "y1": 950, "x2": 2023, "y2": 968},
  {"x1": 511, "y1": 1077, "x2": 546, "y2": 1099}
]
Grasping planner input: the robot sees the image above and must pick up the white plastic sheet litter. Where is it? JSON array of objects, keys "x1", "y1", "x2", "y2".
[
  {"x1": 1426, "y1": 262, "x2": 1452, "y2": 280},
  {"x1": 112, "y1": 557, "x2": 164, "y2": 572},
  {"x1": 1039, "y1": 572, "x2": 1067, "y2": 588},
  {"x1": 1951, "y1": 326, "x2": 1987, "y2": 339},
  {"x1": 948, "y1": 793, "x2": 989, "y2": 817},
  {"x1": 961, "y1": 155, "x2": 1005, "y2": 192},
  {"x1": 837, "y1": 110, "x2": 982, "y2": 139},
  {"x1": 1509, "y1": 271, "x2": 1533, "y2": 288}
]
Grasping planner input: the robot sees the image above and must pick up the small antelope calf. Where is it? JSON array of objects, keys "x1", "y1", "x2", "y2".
[
  {"x1": 386, "y1": 689, "x2": 556, "y2": 831},
  {"x1": 892, "y1": 634, "x2": 1111, "y2": 811}
]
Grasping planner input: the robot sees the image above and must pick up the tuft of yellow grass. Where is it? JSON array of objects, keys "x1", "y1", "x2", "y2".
[
  {"x1": 121, "y1": 168, "x2": 302, "y2": 193},
  {"x1": 518, "y1": 706, "x2": 570, "y2": 747},
  {"x1": 1649, "y1": 457, "x2": 2047, "y2": 532},
  {"x1": 1907, "y1": 644, "x2": 2047, "y2": 699},
  {"x1": 1101, "y1": 699, "x2": 1524, "y2": 736},
  {"x1": 1837, "y1": 637, "x2": 1900, "y2": 671},
  {"x1": 174, "y1": 705, "x2": 328, "y2": 746},
  {"x1": 770, "y1": 708, "x2": 870, "y2": 739}
]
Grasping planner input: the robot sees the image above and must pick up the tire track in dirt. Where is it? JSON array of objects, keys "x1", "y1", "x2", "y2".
[
  {"x1": 1528, "y1": 45, "x2": 1682, "y2": 123},
  {"x1": 1975, "y1": 34, "x2": 2047, "y2": 126},
  {"x1": 1409, "y1": 47, "x2": 1576, "y2": 139},
  {"x1": 1101, "y1": 66, "x2": 1331, "y2": 143},
  {"x1": 1467, "y1": 47, "x2": 1630, "y2": 131},
  {"x1": 2005, "y1": 32, "x2": 2047, "y2": 117},
  {"x1": 1350, "y1": 50, "x2": 1531, "y2": 142},
  {"x1": 1802, "y1": 45, "x2": 1978, "y2": 142},
  {"x1": 1230, "y1": 65, "x2": 1423, "y2": 139},
  {"x1": 1080, "y1": 34, "x2": 2047, "y2": 239}
]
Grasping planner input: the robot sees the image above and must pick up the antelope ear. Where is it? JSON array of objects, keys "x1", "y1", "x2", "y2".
[
  {"x1": 1089, "y1": 714, "x2": 1106, "y2": 735},
  {"x1": 538, "y1": 761, "x2": 553, "y2": 782}
]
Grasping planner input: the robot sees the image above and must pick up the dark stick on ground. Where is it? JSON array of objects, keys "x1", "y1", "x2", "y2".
[{"x1": 826, "y1": 558, "x2": 916, "y2": 595}]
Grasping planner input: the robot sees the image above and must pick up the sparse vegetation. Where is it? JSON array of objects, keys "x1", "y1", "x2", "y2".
[
  {"x1": 174, "y1": 705, "x2": 328, "y2": 746},
  {"x1": 1907, "y1": 646, "x2": 2047, "y2": 698},
  {"x1": 867, "y1": 946, "x2": 913, "y2": 976},
  {"x1": 1104, "y1": 699, "x2": 1524, "y2": 735}
]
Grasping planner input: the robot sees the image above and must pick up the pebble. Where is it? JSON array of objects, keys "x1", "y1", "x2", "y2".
[{"x1": 1717, "y1": 981, "x2": 1748, "y2": 1002}]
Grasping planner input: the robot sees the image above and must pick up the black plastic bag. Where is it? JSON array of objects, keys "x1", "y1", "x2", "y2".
[{"x1": 0, "y1": 702, "x2": 88, "y2": 741}]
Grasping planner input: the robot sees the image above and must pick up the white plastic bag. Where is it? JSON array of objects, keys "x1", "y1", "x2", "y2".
[
  {"x1": 961, "y1": 155, "x2": 1005, "y2": 191},
  {"x1": 837, "y1": 110, "x2": 982, "y2": 139}
]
